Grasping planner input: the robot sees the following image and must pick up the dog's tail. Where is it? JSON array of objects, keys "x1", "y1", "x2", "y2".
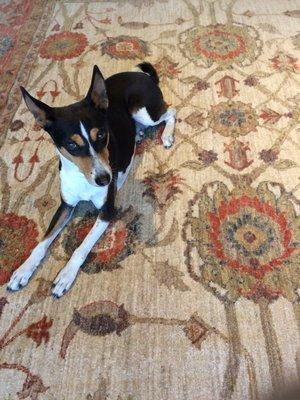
[{"x1": 136, "y1": 62, "x2": 159, "y2": 85}]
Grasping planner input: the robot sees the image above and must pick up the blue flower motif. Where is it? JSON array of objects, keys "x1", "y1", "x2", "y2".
[{"x1": 219, "y1": 109, "x2": 246, "y2": 127}]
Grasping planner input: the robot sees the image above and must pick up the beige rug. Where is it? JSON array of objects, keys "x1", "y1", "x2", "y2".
[{"x1": 0, "y1": 0, "x2": 299, "y2": 399}]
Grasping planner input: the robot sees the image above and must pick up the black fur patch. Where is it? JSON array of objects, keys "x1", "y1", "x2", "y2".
[{"x1": 137, "y1": 62, "x2": 159, "y2": 84}]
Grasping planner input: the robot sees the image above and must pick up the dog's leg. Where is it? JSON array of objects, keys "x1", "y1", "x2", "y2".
[
  {"x1": 51, "y1": 216, "x2": 109, "y2": 298},
  {"x1": 117, "y1": 152, "x2": 135, "y2": 191},
  {"x1": 7, "y1": 201, "x2": 74, "y2": 291},
  {"x1": 135, "y1": 121, "x2": 146, "y2": 142},
  {"x1": 160, "y1": 108, "x2": 176, "y2": 149},
  {"x1": 51, "y1": 165, "x2": 133, "y2": 298},
  {"x1": 99, "y1": 172, "x2": 117, "y2": 222},
  {"x1": 132, "y1": 107, "x2": 176, "y2": 149}
]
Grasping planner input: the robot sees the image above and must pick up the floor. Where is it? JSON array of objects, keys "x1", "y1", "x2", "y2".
[{"x1": 0, "y1": 0, "x2": 299, "y2": 399}]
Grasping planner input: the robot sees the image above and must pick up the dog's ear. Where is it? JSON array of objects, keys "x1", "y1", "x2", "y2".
[
  {"x1": 86, "y1": 65, "x2": 108, "y2": 110},
  {"x1": 20, "y1": 87, "x2": 53, "y2": 128}
]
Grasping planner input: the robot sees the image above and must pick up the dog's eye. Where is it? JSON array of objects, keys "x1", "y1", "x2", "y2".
[
  {"x1": 97, "y1": 128, "x2": 106, "y2": 141},
  {"x1": 66, "y1": 140, "x2": 78, "y2": 151}
]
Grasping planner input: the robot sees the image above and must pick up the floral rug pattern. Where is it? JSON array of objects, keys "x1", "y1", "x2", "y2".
[{"x1": 0, "y1": 1, "x2": 299, "y2": 399}]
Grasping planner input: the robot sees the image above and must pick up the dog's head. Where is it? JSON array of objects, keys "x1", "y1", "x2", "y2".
[{"x1": 21, "y1": 66, "x2": 112, "y2": 187}]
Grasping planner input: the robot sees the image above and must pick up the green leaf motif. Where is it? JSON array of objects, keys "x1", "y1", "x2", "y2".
[
  {"x1": 159, "y1": 30, "x2": 177, "y2": 38},
  {"x1": 258, "y1": 23, "x2": 280, "y2": 34},
  {"x1": 182, "y1": 161, "x2": 206, "y2": 170},
  {"x1": 284, "y1": 10, "x2": 300, "y2": 17},
  {"x1": 273, "y1": 159, "x2": 298, "y2": 170},
  {"x1": 181, "y1": 76, "x2": 200, "y2": 84}
]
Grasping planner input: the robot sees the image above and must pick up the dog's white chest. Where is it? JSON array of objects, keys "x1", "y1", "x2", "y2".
[{"x1": 59, "y1": 153, "x2": 108, "y2": 208}]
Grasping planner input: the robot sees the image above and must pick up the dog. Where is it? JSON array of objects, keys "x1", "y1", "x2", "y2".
[{"x1": 7, "y1": 62, "x2": 176, "y2": 298}]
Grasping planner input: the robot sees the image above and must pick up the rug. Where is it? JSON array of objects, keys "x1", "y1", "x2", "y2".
[{"x1": 0, "y1": 0, "x2": 299, "y2": 399}]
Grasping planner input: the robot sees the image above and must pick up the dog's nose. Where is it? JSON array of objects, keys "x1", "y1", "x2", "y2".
[{"x1": 95, "y1": 174, "x2": 110, "y2": 186}]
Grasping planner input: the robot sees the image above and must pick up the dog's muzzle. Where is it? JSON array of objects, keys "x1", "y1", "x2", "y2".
[{"x1": 95, "y1": 173, "x2": 111, "y2": 186}]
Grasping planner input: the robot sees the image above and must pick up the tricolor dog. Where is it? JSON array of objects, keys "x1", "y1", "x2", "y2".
[{"x1": 7, "y1": 63, "x2": 176, "y2": 298}]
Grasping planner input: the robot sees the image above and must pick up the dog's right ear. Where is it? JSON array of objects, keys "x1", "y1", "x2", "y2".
[
  {"x1": 86, "y1": 65, "x2": 108, "y2": 110},
  {"x1": 20, "y1": 86, "x2": 53, "y2": 128}
]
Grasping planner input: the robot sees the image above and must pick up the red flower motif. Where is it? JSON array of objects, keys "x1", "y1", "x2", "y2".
[
  {"x1": 241, "y1": 282, "x2": 282, "y2": 301},
  {"x1": 101, "y1": 35, "x2": 149, "y2": 60},
  {"x1": 39, "y1": 32, "x2": 88, "y2": 61},
  {"x1": 0, "y1": 213, "x2": 39, "y2": 285},
  {"x1": 75, "y1": 223, "x2": 127, "y2": 264},
  {"x1": 179, "y1": 23, "x2": 261, "y2": 69},
  {"x1": 63, "y1": 207, "x2": 141, "y2": 273},
  {"x1": 25, "y1": 316, "x2": 53, "y2": 347},
  {"x1": 209, "y1": 195, "x2": 295, "y2": 279},
  {"x1": 195, "y1": 28, "x2": 245, "y2": 61},
  {"x1": 184, "y1": 182, "x2": 300, "y2": 302}
]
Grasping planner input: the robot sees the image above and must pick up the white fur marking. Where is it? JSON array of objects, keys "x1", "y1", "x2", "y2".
[
  {"x1": 161, "y1": 115, "x2": 175, "y2": 148},
  {"x1": 7, "y1": 239, "x2": 52, "y2": 290},
  {"x1": 79, "y1": 121, "x2": 111, "y2": 182},
  {"x1": 132, "y1": 107, "x2": 156, "y2": 126}
]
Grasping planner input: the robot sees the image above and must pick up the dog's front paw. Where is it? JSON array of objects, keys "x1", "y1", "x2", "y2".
[
  {"x1": 7, "y1": 265, "x2": 34, "y2": 291},
  {"x1": 162, "y1": 132, "x2": 174, "y2": 149},
  {"x1": 52, "y1": 267, "x2": 78, "y2": 298},
  {"x1": 135, "y1": 130, "x2": 144, "y2": 143}
]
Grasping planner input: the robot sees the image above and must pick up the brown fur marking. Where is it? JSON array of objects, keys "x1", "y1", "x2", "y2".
[
  {"x1": 99, "y1": 147, "x2": 110, "y2": 170},
  {"x1": 90, "y1": 128, "x2": 98, "y2": 142},
  {"x1": 70, "y1": 134, "x2": 84, "y2": 147}
]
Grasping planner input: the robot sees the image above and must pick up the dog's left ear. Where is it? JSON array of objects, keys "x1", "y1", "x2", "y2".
[{"x1": 86, "y1": 65, "x2": 108, "y2": 110}]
